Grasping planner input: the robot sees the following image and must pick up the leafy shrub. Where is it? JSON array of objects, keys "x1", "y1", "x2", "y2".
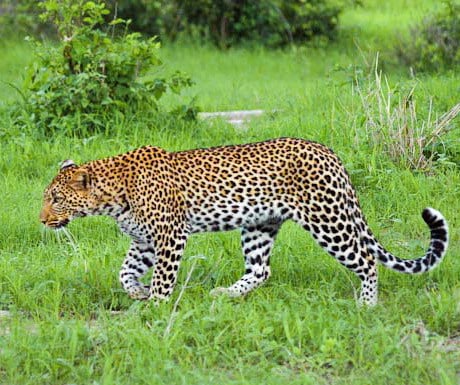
[
  {"x1": 396, "y1": 1, "x2": 460, "y2": 72},
  {"x1": 0, "y1": 0, "x2": 41, "y2": 37},
  {"x1": 2, "y1": 0, "x2": 344, "y2": 47},
  {"x1": 279, "y1": 0, "x2": 343, "y2": 42},
  {"x1": 11, "y1": 0, "x2": 194, "y2": 136},
  {"x1": 106, "y1": 0, "x2": 344, "y2": 47}
]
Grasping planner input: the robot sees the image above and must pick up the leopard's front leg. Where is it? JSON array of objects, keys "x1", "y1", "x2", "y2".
[
  {"x1": 148, "y1": 222, "x2": 189, "y2": 301},
  {"x1": 119, "y1": 241, "x2": 156, "y2": 300}
]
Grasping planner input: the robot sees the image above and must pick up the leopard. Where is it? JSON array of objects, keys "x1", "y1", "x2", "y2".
[{"x1": 40, "y1": 137, "x2": 449, "y2": 306}]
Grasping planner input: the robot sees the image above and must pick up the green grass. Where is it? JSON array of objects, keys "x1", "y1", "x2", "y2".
[
  {"x1": 340, "y1": 0, "x2": 444, "y2": 48},
  {"x1": 1, "y1": 0, "x2": 460, "y2": 384}
]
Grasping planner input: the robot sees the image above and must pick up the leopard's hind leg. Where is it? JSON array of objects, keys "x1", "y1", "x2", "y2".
[{"x1": 294, "y1": 212, "x2": 378, "y2": 306}]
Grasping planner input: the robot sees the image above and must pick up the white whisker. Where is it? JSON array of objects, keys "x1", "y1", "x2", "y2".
[{"x1": 60, "y1": 227, "x2": 80, "y2": 256}]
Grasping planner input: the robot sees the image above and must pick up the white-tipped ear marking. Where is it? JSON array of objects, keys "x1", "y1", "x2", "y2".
[{"x1": 60, "y1": 159, "x2": 77, "y2": 170}]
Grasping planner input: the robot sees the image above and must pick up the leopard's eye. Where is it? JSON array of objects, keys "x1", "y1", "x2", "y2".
[{"x1": 51, "y1": 193, "x2": 65, "y2": 204}]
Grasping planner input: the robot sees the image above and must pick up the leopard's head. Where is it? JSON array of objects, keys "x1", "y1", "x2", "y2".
[{"x1": 40, "y1": 160, "x2": 95, "y2": 229}]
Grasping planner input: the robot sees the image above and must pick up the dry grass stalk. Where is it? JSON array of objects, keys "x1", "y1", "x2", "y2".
[
  {"x1": 355, "y1": 55, "x2": 460, "y2": 171},
  {"x1": 163, "y1": 257, "x2": 199, "y2": 338}
]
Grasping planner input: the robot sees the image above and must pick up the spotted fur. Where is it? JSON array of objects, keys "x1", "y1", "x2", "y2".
[{"x1": 40, "y1": 138, "x2": 449, "y2": 305}]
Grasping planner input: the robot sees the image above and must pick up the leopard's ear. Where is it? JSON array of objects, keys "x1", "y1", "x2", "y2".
[
  {"x1": 70, "y1": 169, "x2": 91, "y2": 192},
  {"x1": 60, "y1": 159, "x2": 77, "y2": 171}
]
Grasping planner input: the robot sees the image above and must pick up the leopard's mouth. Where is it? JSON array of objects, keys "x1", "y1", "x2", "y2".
[{"x1": 44, "y1": 218, "x2": 70, "y2": 229}]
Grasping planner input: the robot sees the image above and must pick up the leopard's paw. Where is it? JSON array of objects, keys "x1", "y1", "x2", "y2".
[
  {"x1": 210, "y1": 287, "x2": 242, "y2": 298},
  {"x1": 128, "y1": 285, "x2": 150, "y2": 301},
  {"x1": 210, "y1": 287, "x2": 229, "y2": 297}
]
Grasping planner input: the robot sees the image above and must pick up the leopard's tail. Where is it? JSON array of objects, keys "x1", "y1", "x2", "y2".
[{"x1": 365, "y1": 208, "x2": 449, "y2": 273}]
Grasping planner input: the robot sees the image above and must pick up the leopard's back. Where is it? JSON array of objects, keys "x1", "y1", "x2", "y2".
[{"x1": 172, "y1": 137, "x2": 352, "y2": 233}]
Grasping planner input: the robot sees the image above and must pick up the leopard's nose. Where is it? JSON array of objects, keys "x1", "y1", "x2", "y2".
[{"x1": 39, "y1": 208, "x2": 48, "y2": 224}]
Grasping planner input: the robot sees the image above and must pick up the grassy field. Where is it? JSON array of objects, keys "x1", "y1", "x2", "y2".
[{"x1": 1, "y1": 0, "x2": 459, "y2": 384}]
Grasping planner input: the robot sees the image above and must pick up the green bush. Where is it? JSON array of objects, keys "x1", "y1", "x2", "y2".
[
  {"x1": 106, "y1": 0, "x2": 344, "y2": 47},
  {"x1": 397, "y1": 1, "x2": 460, "y2": 72},
  {"x1": 0, "y1": 0, "x2": 42, "y2": 37},
  {"x1": 1, "y1": 0, "x2": 344, "y2": 47},
  {"x1": 11, "y1": 0, "x2": 194, "y2": 136}
]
